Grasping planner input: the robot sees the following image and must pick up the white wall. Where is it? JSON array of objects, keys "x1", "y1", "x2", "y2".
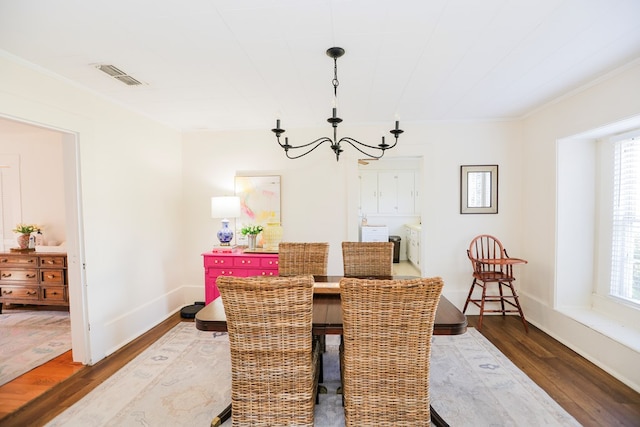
[
  {"x1": 522, "y1": 60, "x2": 640, "y2": 391},
  {"x1": 0, "y1": 119, "x2": 66, "y2": 245},
  {"x1": 182, "y1": 120, "x2": 524, "y2": 309},
  {"x1": 0, "y1": 52, "x2": 184, "y2": 364}
]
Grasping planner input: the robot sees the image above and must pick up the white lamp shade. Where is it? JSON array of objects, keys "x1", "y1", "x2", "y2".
[{"x1": 211, "y1": 196, "x2": 241, "y2": 219}]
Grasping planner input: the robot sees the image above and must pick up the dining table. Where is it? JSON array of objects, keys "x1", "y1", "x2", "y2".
[{"x1": 196, "y1": 275, "x2": 467, "y2": 427}]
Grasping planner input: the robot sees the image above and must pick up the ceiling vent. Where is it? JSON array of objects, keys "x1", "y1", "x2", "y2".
[{"x1": 95, "y1": 64, "x2": 143, "y2": 86}]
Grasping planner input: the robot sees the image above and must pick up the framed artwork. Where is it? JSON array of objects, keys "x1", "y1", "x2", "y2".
[
  {"x1": 235, "y1": 175, "x2": 281, "y2": 244},
  {"x1": 460, "y1": 165, "x2": 498, "y2": 214}
]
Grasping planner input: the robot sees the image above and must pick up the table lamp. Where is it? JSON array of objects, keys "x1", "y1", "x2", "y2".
[{"x1": 211, "y1": 196, "x2": 241, "y2": 246}]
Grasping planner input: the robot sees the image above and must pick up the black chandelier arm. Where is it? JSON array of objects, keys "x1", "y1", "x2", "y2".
[
  {"x1": 275, "y1": 135, "x2": 335, "y2": 159},
  {"x1": 337, "y1": 137, "x2": 386, "y2": 159},
  {"x1": 338, "y1": 135, "x2": 400, "y2": 157}
]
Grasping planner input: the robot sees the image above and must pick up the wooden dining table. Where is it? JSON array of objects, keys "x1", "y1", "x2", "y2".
[{"x1": 196, "y1": 275, "x2": 467, "y2": 427}]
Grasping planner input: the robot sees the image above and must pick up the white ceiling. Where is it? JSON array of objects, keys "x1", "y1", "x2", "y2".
[{"x1": 1, "y1": 0, "x2": 639, "y2": 132}]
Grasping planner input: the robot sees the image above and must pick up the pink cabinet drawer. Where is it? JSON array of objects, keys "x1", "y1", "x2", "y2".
[
  {"x1": 261, "y1": 258, "x2": 279, "y2": 268},
  {"x1": 255, "y1": 270, "x2": 277, "y2": 277},
  {"x1": 207, "y1": 268, "x2": 244, "y2": 278},
  {"x1": 234, "y1": 257, "x2": 258, "y2": 268},
  {"x1": 204, "y1": 257, "x2": 232, "y2": 268}
]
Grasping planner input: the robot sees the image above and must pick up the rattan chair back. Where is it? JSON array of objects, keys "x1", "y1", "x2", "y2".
[
  {"x1": 341, "y1": 241, "x2": 394, "y2": 276},
  {"x1": 217, "y1": 275, "x2": 319, "y2": 426},
  {"x1": 339, "y1": 277, "x2": 444, "y2": 426},
  {"x1": 278, "y1": 242, "x2": 329, "y2": 276}
]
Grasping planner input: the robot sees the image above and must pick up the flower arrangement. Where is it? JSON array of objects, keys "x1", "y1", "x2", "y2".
[
  {"x1": 241, "y1": 224, "x2": 263, "y2": 235},
  {"x1": 13, "y1": 223, "x2": 40, "y2": 234}
]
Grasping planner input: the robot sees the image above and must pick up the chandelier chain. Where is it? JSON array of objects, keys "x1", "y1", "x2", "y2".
[{"x1": 332, "y1": 57, "x2": 339, "y2": 97}]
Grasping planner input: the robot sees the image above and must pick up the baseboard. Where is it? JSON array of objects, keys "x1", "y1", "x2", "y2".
[{"x1": 522, "y1": 293, "x2": 640, "y2": 393}]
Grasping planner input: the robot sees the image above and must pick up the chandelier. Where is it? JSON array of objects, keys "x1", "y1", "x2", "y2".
[{"x1": 271, "y1": 47, "x2": 403, "y2": 161}]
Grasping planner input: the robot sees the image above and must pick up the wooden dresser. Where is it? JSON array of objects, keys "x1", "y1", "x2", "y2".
[
  {"x1": 0, "y1": 252, "x2": 68, "y2": 313},
  {"x1": 202, "y1": 249, "x2": 279, "y2": 304}
]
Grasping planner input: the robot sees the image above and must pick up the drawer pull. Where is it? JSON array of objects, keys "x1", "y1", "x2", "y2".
[
  {"x1": 28, "y1": 259, "x2": 35, "y2": 263},
  {"x1": 2, "y1": 273, "x2": 11, "y2": 278},
  {"x1": 26, "y1": 290, "x2": 37, "y2": 296},
  {"x1": 46, "y1": 260, "x2": 54, "y2": 264},
  {"x1": 47, "y1": 274, "x2": 55, "y2": 279},
  {"x1": 27, "y1": 274, "x2": 37, "y2": 279},
  {"x1": 0, "y1": 259, "x2": 7, "y2": 263},
  {"x1": 2, "y1": 290, "x2": 12, "y2": 295}
]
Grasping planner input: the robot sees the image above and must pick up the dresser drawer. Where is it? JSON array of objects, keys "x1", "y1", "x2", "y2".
[
  {"x1": 41, "y1": 269, "x2": 65, "y2": 284},
  {"x1": 204, "y1": 256, "x2": 232, "y2": 268},
  {"x1": 0, "y1": 255, "x2": 38, "y2": 268},
  {"x1": 255, "y1": 270, "x2": 277, "y2": 277},
  {"x1": 234, "y1": 257, "x2": 260, "y2": 268},
  {"x1": 261, "y1": 258, "x2": 279, "y2": 268},
  {"x1": 0, "y1": 285, "x2": 39, "y2": 300},
  {"x1": 208, "y1": 268, "x2": 241, "y2": 278},
  {"x1": 42, "y1": 286, "x2": 66, "y2": 302},
  {"x1": 0, "y1": 268, "x2": 38, "y2": 283},
  {"x1": 40, "y1": 256, "x2": 66, "y2": 268}
]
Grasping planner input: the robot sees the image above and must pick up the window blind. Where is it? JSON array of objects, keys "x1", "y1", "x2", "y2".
[{"x1": 611, "y1": 136, "x2": 640, "y2": 303}]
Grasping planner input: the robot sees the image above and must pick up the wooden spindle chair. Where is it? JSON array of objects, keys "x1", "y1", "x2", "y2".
[{"x1": 464, "y1": 234, "x2": 528, "y2": 332}]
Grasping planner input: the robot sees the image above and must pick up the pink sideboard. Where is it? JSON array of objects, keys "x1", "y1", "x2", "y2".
[{"x1": 202, "y1": 250, "x2": 279, "y2": 304}]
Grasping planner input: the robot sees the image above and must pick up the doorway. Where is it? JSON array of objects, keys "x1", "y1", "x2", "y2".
[{"x1": 0, "y1": 115, "x2": 89, "y2": 364}]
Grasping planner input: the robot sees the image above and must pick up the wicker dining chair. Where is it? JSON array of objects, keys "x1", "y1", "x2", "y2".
[
  {"x1": 216, "y1": 275, "x2": 320, "y2": 427},
  {"x1": 278, "y1": 242, "x2": 329, "y2": 276},
  {"x1": 341, "y1": 241, "x2": 394, "y2": 276},
  {"x1": 339, "y1": 277, "x2": 444, "y2": 426}
]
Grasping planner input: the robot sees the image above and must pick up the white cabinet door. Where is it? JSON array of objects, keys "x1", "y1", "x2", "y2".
[
  {"x1": 377, "y1": 172, "x2": 397, "y2": 214},
  {"x1": 407, "y1": 228, "x2": 420, "y2": 268},
  {"x1": 396, "y1": 172, "x2": 415, "y2": 214},
  {"x1": 359, "y1": 171, "x2": 378, "y2": 213},
  {"x1": 404, "y1": 226, "x2": 412, "y2": 260}
]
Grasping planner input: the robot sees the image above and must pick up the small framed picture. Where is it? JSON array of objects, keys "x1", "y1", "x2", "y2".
[{"x1": 460, "y1": 165, "x2": 498, "y2": 214}]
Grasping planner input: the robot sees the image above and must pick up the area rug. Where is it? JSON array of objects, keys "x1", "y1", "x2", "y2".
[
  {"x1": 47, "y1": 323, "x2": 580, "y2": 426},
  {"x1": 0, "y1": 309, "x2": 71, "y2": 386}
]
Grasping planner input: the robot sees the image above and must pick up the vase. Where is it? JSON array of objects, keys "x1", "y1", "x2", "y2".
[
  {"x1": 216, "y1": 219, "x2": 234, "y2": 246},
  {"x1": 16, "y1": 233, "x2": 30, "y2": 249},
  {"x1": 262, "y1": 222, "x2": 283, "y2": 251},
  {"x1": 247, "y1": 234, "x2": 257, "y2": 250}
]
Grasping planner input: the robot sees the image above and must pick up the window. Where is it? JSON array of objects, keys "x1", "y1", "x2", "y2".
[{"x1": 611, "y1": 135, "x2": 640, "y2": 304}]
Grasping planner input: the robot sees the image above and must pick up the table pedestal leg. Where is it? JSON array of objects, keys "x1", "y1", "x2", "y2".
[
  {"x1": 431, "y1": 405, "x2": 449, "y2": 427},
  {"x1": 211, "y1": 403, "x2": 232, "y2": 427}
]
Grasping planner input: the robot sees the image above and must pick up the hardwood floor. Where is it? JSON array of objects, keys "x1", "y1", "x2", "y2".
[
  {"x1": 470, "y1": 315, "x2": 640, "y2": 427},
  {"x1": 1, "y1": 313, "x2": 639, "y2": 426},
  {"x1": 0, "y1": 312, "x2": 187, "y2": 427}
]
